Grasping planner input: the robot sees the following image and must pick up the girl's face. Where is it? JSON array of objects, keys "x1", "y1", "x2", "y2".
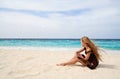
[{"x1": 81, "y1": 41, "x2": 87, "y2": 47}]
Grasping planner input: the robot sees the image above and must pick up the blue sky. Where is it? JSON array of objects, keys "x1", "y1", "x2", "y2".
[{"x1": 0, "y1": 0, "x2": 120, "y2": 39}]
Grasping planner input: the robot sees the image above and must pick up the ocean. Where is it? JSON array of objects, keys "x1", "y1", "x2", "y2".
[{"x1": 0, "y1": 39, "x2": 120, "y2": 50}]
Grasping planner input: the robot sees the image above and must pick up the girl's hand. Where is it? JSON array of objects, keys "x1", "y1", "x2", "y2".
[
  {"x1": 78, "y1": 54, "x2": 85, "y2": 59},
  {"x1": 76, "y1": 51, "x2": 80, "y2": 56},
  {"x1": 76, "y1": 51, "x2": 79, "y2": 54}
]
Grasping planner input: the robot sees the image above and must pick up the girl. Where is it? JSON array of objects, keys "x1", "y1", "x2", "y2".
[{"x1": 57, "y1": 36, "x2": 102, "y2": 69}]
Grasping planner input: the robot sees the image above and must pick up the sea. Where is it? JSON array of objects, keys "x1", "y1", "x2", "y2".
[{"x1": 0, "y1": 39, "x2": 120, "y2": 50}]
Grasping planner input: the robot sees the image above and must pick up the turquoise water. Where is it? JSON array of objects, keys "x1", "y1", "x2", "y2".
[{"x1": 0, "y1": 39, "x2": 120, "y2": 50}]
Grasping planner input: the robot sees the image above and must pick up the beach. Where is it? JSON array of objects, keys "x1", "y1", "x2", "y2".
[{"x1": 0, "y1": 47, "x2": 120, "y2": 79}]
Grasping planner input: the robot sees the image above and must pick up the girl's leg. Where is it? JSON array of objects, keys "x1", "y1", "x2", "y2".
[
  {"x1": 60, "y1": 57, "x2": 79, "y2": 66},
  {"x1": 57, "y1": 52, "x2": 78, "y2": 66},
  {"x1": 57, "y1": 52, "x2": 86, "y2": 66}
]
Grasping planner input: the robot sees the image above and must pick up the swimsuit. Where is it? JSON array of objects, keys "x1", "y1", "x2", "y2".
[{"x1": 78, "y1": 48, "x2": 99, "y2": 69}]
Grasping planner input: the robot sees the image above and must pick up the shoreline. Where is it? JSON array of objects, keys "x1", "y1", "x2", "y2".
[{"x1": 0, "y1": 46, "x2": 120, "y2": 53}]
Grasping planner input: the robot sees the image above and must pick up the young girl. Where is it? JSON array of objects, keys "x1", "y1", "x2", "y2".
[{"x1": 57, "y1": 36, "x2": 102, "y2": 69}]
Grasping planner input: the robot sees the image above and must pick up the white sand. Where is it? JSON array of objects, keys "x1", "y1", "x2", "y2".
[{"x1": 0, "y1": 47, "x2": 120, "y2": 79}]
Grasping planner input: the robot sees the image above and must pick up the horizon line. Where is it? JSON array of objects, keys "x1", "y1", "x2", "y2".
[{"x1": 0, "y1": 38, "x2": 120, "y2": 40}]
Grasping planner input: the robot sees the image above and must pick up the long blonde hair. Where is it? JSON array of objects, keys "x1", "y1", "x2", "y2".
[{"x1": 81, "y1": 36, "x2": 102, "y2": 61}]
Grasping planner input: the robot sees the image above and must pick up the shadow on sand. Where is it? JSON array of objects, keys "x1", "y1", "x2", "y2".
[
  {"x1": 68, "y1": 64, "x2": 118, "y2": 70},
  {"x1": 98, "y1": 64, "x2": 118, "y2": 69}
]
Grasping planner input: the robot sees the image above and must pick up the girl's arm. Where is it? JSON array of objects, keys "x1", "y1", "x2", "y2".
[
  {"x1": 83, "y1": 48, "x2": 91, "y2": 61},
  {"x1": 84, "y1": 52, "x2": 91, "y2": 60},
  {"x1": 79, "y1": 48, "x2": 91, "y2": 61},
  {"x1": 76, "y1": 47, "x2": 85, "y2": 54}
]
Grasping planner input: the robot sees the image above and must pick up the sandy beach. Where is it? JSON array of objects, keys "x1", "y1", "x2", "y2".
[{"x1": 0, "y1": 47, "x2": 120, "y2": 79}]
